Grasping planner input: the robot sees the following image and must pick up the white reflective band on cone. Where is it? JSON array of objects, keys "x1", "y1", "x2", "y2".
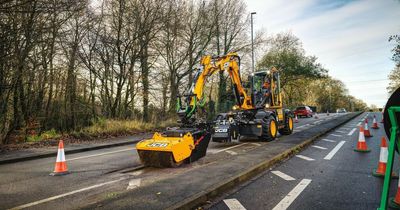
[
  {"x1": 56, "y1": 149, "x2": 66, "y2": 162},
  {"x1": 364, "y1": 123, "x2": 368, "y2": 130},
  {"x1": 379, "y1": 147, "x2": 388, "y2": 163},
  {"x1": 359, "y1": 133, "x2": 366, "y2": 142}
]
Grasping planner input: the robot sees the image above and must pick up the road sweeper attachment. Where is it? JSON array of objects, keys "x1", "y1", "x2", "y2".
[{"x1": 136, "y1": 127, "x2": 211, "y2": 167}]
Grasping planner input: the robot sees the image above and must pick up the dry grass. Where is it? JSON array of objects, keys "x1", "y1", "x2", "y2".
[{"x1": 71, "y1": 118, "x2": 178, "y2": 138}]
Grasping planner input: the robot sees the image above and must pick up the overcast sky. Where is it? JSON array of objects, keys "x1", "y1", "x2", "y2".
[{"x1": 246, "y1": 0, "x2": 400, "y2": 107}]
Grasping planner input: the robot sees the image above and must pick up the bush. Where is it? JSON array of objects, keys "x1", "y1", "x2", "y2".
[{"x1": 26, "y1": 129, "x2": 61, "y2": 142}]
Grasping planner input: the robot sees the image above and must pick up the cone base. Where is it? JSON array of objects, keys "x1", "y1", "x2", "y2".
[
  {"x1": 354, "y1": 148, "x2": 370, "y2": 152},
  {"x1": 389, "y1": 198, "x2": 400, "y2": 209},
  {"x1": 372, "y1": 170, "x2": 398, "y2": 178},
  {"x1": 50, "y1": 171, "x2": 69, "y2": 176}
]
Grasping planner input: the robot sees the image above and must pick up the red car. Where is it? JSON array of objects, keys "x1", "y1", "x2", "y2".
[{"x1": 294, "y1": 106, "x2": 313, "y2": 118}]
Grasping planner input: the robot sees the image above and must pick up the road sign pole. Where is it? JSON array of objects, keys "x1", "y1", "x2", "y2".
[{"x1": 378, "y1": 106, "x2": 400, "y2": 210}]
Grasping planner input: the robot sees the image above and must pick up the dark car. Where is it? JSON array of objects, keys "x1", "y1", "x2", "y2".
[{"x1": 294, "y1": 106, "x2": 313, "y2": 118}]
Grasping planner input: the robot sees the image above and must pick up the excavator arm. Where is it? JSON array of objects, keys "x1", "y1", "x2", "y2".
[{"x1": 177, "y1": 52, "x2": 254, "y2": 123}]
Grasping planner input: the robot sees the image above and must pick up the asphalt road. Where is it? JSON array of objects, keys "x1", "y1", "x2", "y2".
[
  {"x1": 209, "y1": 112, "x2": 399, "y2": 210},
  {"x1": 0, "y1": 112, "x2": 342, "y2": 209}
]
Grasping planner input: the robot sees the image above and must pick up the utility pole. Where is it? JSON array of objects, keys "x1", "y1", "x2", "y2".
[{"x1": 251, "y1": 12, "x2": 256, "y2": 73}]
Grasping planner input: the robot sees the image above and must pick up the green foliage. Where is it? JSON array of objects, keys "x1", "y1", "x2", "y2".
[
  {"x1": 27, "y1": 129, "x2": 61, "y2": 142},
  {"x1": 257, "y1": 32, "x2": 327, "y2": 89}
]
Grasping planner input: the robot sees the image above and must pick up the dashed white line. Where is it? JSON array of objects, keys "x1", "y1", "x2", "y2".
[
  {"x1": 272, "y1": 171, "x2": 296, "y2": 181},
  {"x1": 324, "y1": 141, "x2": 346, "y2": 160},
  {"x1": 347, "y1": 128, "x2": 357, "y2": 136},
  {"x1": 272, "y1": 179, "x2": 312, "y2": 210},
  {"x1": 295, "y1": 155, "x2": 315, "y2": 161},
  {"x1": 251, "y1": 143, "x2": 261, "y2": 146},
  {"x1": 321, "y1": 139, "x2": 336, "y2": 143},
  {"x1": 311, "y1": 145, "x2": 327, "y2": 150},
  {"x1": 224, "y1": 198, "x2": 247, "y2": 210},
  {"x1": 356, "y1": 122, "x2": 362, "y2": 126},
  {"x1": 226, "y1": 150, "x2": 238, "y2": 155},
  {"x1": 68, "y1": 148, "x2": 134, "y2": 161},
  {"x1": 329, "y1": 134, "x2": 342, "y2": 137},
  {"x1": 10, "y1": 178, "x2": 125, "y2": 209},
  {"x1": 335, "y1": 130, "x2": 347, "y2": 134}
]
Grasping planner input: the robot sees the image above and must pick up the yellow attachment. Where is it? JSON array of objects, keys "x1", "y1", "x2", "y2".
[{"x1": 136, "y1": 132, "x2": 195, "y2": 163}]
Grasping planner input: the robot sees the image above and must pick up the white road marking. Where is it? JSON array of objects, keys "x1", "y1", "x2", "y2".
[
  {"x1": 129, "y1": 170, "x2": 143, "y2": 176},
  {"x1": 313, "y1": 120, "x2": 322, "y2": 124},
  {"x1": 272, "y1": 171, "x2": 296, "y2": 181},
  {"x1": 295, "y1": 155, "x2": 315, "y2": 161},
  {"x1": 10, "y1": 178, "x2": 125, "y2": 209},
  {"x1": 213, "y1": 143, "x2": 248, "y2": 154},
  {"x1": 68, "y1": 148, "x2": 134, "y2": 161},
  {"x1": 329, "y1": 134, "x2": 342, "y2": 137},
  {"x1": 272, "y1": 179, "x2": 312, "y2": 210},
  {"x1": 322, "y1": 139, "x2": 336, "y2": 142},
  {"x1": 127, "y1": 178, "x2": 141, "y2": 190},
  {"x1": 251, "y1": 143, "x2": 261, "y2": 146},
  {"x1": 226, "y1": 150, "x2": 238, "y2": 155},
  {"x1": 357, "y1": 122, "x2": 362, "y2": 126},
  {"x1": 311, "y1": 145, "x2": 327, "y2": 150},
  {"x1": 296, "y1": 125, "x2": 306, "y2": 128},
  {"x1": 224, "y1": 198, "x2": 247, "y2": 210},
  {"x1": 335, "y1": 130, "x2": 347, "y2": 134},
  {"x1": 324, "y1": 141, "x2": 346, "y2": 160},
  {"x1": 347, "y1": 128, "x2": 357, "y2": 136}
]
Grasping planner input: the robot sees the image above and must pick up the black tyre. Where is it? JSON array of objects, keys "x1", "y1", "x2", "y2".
[
  {"x1": 259, "y1": 116, "x2": 278, "y2": 141},
  {"x1": 279, "y1": 114, "x2": 294, "y2": 135}
]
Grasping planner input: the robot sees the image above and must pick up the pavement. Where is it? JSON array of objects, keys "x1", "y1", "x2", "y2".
[
  {"x1": 209, "y1": 112, "x2": 399, "y2": 210},
  {"x1": 0, "y1": 112, "x2": 360, "y2": 209}
]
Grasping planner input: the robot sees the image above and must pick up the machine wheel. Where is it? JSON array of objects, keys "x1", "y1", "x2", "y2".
[
  {"x1": 279, "y1": 114, "x2": 294, "y2": 135},
  {"x1": 259, "y1": 116, "x2": 278, "y2": 141}
]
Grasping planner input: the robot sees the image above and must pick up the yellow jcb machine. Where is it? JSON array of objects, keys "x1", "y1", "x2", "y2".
[{"x1": 136, "y1": 53, "x2": 294, "y2": 167}]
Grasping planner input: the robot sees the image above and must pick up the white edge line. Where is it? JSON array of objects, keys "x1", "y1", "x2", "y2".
[
  {"x1": 272, "y1": 179, "x2": 312, "y2": 210},
  {"x1": 214, "y1": 143, "x2": 248, "y2": 154},
  {"x1": 10, "y1": 178, "x2": 125, "y2": 210},
  {"x1": 68, "y1": 148, "x2": 134, "y2": 161},
  {"x1": 324, "y1": 141, "x2": 346, "y2": 160},
  {"x1": 272, "y1": 171, "x2": 296, "y2": 181}
]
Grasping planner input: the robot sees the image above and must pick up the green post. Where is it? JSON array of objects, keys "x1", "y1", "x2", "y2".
[{"x1": 378, "y1": 106, "x2": 400, "y2": 210}]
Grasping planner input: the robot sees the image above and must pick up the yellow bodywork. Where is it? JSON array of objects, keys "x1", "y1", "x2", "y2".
[{"x1": 136, "y1": 132, "x2": 195, "y2": 163}]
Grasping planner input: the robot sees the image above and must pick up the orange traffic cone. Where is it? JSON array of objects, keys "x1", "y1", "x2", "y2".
[
  {"x1": 365, "y1": 117, "x2": 369, "y2": 123},
  {"x1": 364, "y1": 120, "x2": 373, "y2": 137},
  {"x1": 354, "y1": 126, "x2": 370, "y2": 152},
  {"x1": 381, "y1": 112, "x2": 384, "y2": 123},
  {"x1": 372, "y1": 115, "x2": 379, "y2": 129},
  {"x1": 373, "y1": 137, "x2": 396, "y2": 177},
  {"x1": 295, "y1": 115, "x2": 299, "y2": 123},
  {"x1": 50, "y1": 140, "x2": 69, "y2": 176},
  {"x1": 390, "y1": 172, "x2": 400, "y2": 208}
]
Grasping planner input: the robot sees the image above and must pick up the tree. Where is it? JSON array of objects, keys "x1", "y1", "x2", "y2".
[{"x1": 387, "y1": 65, "x2": 400, "y2": 94}]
